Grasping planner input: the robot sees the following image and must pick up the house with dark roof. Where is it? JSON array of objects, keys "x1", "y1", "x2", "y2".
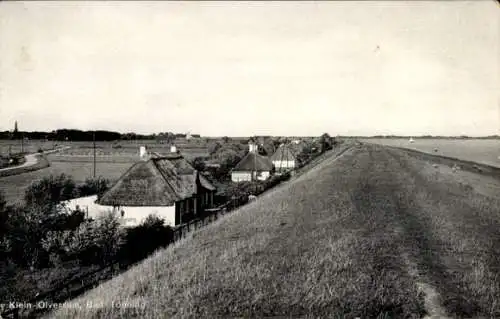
[
  {"x1": 270, "y1": 143, "x2": 297, "y2": 173},
  {"x1": 64, "y1": 149, "x2": 216, "y2": 227},
  {"x1": 231, "y1": 141, "x2": 274, "y2": 182}
]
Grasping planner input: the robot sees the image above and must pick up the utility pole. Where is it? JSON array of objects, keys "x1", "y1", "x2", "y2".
[{"x1": 93, "y1": 131, "x2": 96, "y2": 178}]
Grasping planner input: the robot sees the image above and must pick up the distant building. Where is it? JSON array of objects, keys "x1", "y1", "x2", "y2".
[
  {"x1": 64, "y1": 150, "x2": 216, "y2": 227},
  {"x1": 270, "y1": 143, "x2": 297, "y2": 173},
  {"x1": 231, "y1": 140, "x2": 274, "y2": 182}
]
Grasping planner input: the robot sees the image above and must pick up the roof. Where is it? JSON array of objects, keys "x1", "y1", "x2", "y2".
[
  {"x1": 98, "y1": 155, "x2": 216, "y2": 207},
  {"x1": 232, "y1": 152, "x2": 273, "y2": 172},
  {"x1": 270, "y1": 144, "x2": 297, "y2": 162}
]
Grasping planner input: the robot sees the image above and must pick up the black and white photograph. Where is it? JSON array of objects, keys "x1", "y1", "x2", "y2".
[{"x1": 0, "y1": 1, "x2": 499, "y2": 318}]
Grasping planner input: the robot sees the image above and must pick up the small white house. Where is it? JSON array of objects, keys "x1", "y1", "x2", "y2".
[{"x1": 231, "y1": 141, "x2": 274, "y2": 182}]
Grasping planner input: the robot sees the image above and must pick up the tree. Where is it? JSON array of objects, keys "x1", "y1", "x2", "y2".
[
  {"x1": 24, "y1": 174, "x2": 76, "y2": 213},
  {"x1": 208, "y1": 141, "x2": 222, "y2": 155},
  {"x1": 192, "y1": 157, "x2": 206, "y2": 172},
  {"x1": 319, "y1": 133, "x2": 333, "y2": 153},
  {"x1": 77, "y1": 177, "x2": 109, "y2": 199}
]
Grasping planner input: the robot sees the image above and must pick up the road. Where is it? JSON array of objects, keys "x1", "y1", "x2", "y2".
[
  {"x1": 48, "y1": 143, "x2": 500, "y2": 319},
  {"x1": 0, "y1": 147, "x2": 70, "y2": 173}
]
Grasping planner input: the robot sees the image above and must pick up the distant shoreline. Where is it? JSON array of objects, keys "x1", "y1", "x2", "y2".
[
  {"x1": 1, "y1": 136, "x2": 499, "y2": 142},
  {"x1": 350, "y1": 136, "x2": 500, "y2": 140}
]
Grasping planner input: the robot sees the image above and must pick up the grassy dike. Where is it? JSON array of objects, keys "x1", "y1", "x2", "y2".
[{"x1": 47, "y1": 143, "x2": 500, "y2": 318}]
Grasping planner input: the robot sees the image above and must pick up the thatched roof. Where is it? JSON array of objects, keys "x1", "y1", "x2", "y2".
[
  {"x1": 270, "y1": 144, "x2": 297, "y2": 162},
  {"x1": 232, "y1": 152, "x2": 273, "y2": 172},
  {"x1": 98, "y1": 155, "x2": 216, "y2": 207}
]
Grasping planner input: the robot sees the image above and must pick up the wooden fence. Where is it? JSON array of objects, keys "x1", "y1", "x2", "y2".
[{"x1": 172, "y1": 206, "x2": 230, "y2": 242}]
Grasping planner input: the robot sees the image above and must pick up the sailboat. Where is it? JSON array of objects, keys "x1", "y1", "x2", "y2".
[{"x1": 409, "y1": 137, "x2": 415, "y2": 143}]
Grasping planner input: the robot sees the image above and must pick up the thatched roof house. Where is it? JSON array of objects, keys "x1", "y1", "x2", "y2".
[
  {"x1": 232, "y1": 152, "x2": 274, "y2": 172},
  {"x1": 96, "y1": 153, "x2": 216, "y2": 226},
  {"x1": 270, "y1": 144, "x2": 297, "y2": 172},
  {"x1": 270, "y1": 144, "x2": 297, "y2": 162},
  {"x1": 231, "y1": 141, "x2": 274, "y2": 182},
  {"x1": 99, "y1": 154, "x2": 215, "y2": 207}
]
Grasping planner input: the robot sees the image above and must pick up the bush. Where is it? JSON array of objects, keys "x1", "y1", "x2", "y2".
[
  {"x1": 41, "y1": 230, "x2": 74, "y2": 267},
  {"x1": 118, "y1": 214, "x2": 173, "y2": 265},
  {"x1": 41, "y1": 211, "x2": 125, "y2": 267},
  {"x1": 24, "y1": 174, "x2": 76, "y2": 212},
  {"x1": 222, "y1": 172, "x2": 291, "y2": 209},
  {"x1": 3, "y1": 204, "x2": 58, "y2": 268},
  {"x1": 192, "y1": 157, "x2": 206, "y2": 172},
  {"x1": 77, "y1": 177, "x2": 109, "y2": 199}
]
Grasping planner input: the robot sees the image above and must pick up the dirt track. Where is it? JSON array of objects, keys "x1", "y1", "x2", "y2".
[
  {"x1": 346, "y1": 144, "x2": 500, "y2": 318},
  {"x1": 49, "y1": 143, "x2": 500, "y2": 319},
  {"x1": 0, "y1": 147, "x2": 70, "y2": 174}
]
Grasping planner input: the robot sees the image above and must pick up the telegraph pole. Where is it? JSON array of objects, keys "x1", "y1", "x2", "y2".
[{"x1": 93, "y1": 131, "x2": 96, "y2": 178}]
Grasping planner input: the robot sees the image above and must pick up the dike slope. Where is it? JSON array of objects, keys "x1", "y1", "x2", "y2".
[{"x1": 48, "y1": 144, "x2": 500, "y2": 319}]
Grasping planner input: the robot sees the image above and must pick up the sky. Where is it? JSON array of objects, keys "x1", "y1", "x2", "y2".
[{"x1": 0, "y1": 1, "x2": 498, "y2": 137}]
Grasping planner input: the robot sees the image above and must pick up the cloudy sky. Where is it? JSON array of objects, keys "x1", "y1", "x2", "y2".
[{"x1": 0, "y1": 1, "x2": 498, "y2": 136}]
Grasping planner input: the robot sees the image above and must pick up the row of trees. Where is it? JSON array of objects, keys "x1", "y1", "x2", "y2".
[{"x1": 0, "y1": 130, "x2": 202, "y2": 142}]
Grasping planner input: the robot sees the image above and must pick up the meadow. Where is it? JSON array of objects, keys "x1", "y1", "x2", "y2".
[
  {"x1": 363, "y1": 138, "x2": 500, "y2": 168},
  {"x1": 0, "y1": 140, "x2": 60, "y2": 155},
  {"x1": 46, "y1": 143, "x2": 500, "y2": 318}
]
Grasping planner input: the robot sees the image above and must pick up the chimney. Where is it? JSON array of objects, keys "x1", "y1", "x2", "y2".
[
  {"x1": 248, "y1": 141, "x2": 257, "y2": 153},
  {"x1": 170, "y1": 145, "x2": 177, "y2": 153},
  {"x1": 139, "y1": 146, "x2": 148, "y2": 161}
]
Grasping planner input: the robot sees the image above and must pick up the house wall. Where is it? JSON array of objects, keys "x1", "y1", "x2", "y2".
[
  {"x1": 231, "y1": 171, "x2": 252, "y2": 182},
  {"x1": 62, "y1": 195, "x2": 177, "y2": 227},
  {"x1": 231, "y1": 171, "x2": 270, "y2": 182},
  {"x1": 272, "y1": 160, "x2": 296, "y2": 169},
  {"x1": 257, "y1": 171, "x2": 270, "y2": 181},
  {"x1": 62, "y1": 195, "x2": 106, "y2": 218},
  {"x1": 115, "y1": 205, "x2": 176, "y2": 227}
]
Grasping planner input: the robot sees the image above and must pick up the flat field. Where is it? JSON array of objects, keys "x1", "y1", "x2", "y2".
[
  {"x1": 48, "y1": 143, "x2": 500, "y2": 319},
  {"x1": 364, "y1": 138, "x2": 500, "y2": 168},
  {"x1": 0, "y1": 140, "x2": 63, "y2": 155},
  {"x1": 0, "y1": 159, "x2": 134, "y2": 205}
]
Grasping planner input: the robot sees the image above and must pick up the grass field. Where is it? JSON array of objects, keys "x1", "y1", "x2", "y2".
[
  {"x1": 46, "y1": 143, "x2": 500, "y2": 318},
  {"x1": 0, "y1": 140, "x2": 61, "y2": 156},
  {"x1": 0, "y1": 160, "x2": 134, "y2": 205},
  {"x1": 364, "y1": 138, "x2": 500, "y2": 168}
]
